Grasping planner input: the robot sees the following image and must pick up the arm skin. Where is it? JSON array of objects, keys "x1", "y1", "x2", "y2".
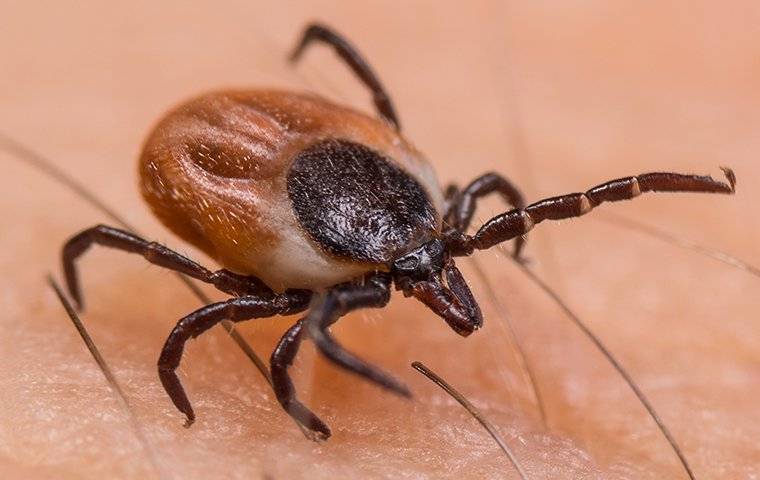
[{"x1": 1, "y1": 2, "x2": 758, "y2": 478}]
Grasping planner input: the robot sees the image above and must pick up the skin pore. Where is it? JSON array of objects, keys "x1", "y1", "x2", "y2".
[{"x1": 2, "y1": 2, "x2": 759, "y2": 478}]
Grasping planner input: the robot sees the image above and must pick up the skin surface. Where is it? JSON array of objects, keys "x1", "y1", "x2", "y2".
[{"x1": 1, "y1": 1, "x2": 759, "y2": 478}]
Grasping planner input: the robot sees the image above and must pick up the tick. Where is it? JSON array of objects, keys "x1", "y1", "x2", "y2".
[{"x1": 61, "y1": 23, "x2": 735, "y2": 440}]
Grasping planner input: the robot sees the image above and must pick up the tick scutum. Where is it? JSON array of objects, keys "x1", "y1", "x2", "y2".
[{"x1": 287, "y1": 139, "x2": 438, "y2": 264}]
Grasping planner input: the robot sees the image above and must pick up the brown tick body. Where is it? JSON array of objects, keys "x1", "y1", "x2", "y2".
[
  {"x1": 140, "y1": 89, "x2": 443, "y2": 291},
  {"x1": 61, "y1": 24, "x2": 736, "y2": 439}
]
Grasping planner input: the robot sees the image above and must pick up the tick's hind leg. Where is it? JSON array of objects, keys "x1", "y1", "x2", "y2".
[
  {"x1": 271, "y1": 319, "x2": 331, "y2": 440},
  {"x1": 62, "y1": 224, "x2": 269, "y2": 309},
  {"x1": 305, "y1": 273, "x2": 411, "y2": 397},
  {"x1": 290, "y1": 23, "x2": 400, "y2": 130},
  {"x1": 159, "y1": 290, "x2": 310, "y2": 427}
]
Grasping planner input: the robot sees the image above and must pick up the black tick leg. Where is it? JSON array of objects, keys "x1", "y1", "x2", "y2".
[
  {"x1": 304, "y1": 273, "x2": 411, "y2": 397},
  {"x1": 270, "y1": 319, "x2": 332, "y2": 439},
  {"x1": 62, "y1": 224, "x2": 270, "y2": 309},
  {"x1": 453, "y1": 173, "x2": 527, "y2": 258},
  {"x1": 159, "y1": 290, "x2": 310, "y2": 427},
  {"x1": 450, "y1": 168, "x2": 735, "y2": 253},
  {"x1": 442, "y1": 183, "x2": 462, "y2": 227},
  {"x1": 290, "y1": 23, "x2": 400, "y2": 130}
]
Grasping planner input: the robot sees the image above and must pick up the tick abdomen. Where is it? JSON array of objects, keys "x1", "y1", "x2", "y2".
[{"x1": 139, "y1": 89, "x2": 444, "y2": 290}]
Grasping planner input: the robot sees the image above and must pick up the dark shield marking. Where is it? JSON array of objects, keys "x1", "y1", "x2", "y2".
[{"x1": 287, "y1": 139, "x2": 437, "y2": 263}]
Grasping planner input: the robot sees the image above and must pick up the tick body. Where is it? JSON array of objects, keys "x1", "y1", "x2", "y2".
[
  {"x1": 140, "y1": 90, "x2": 442, "y2": 291},
  {"x1": 62, "y1": 23, "x2": 736, "y2": 439}
]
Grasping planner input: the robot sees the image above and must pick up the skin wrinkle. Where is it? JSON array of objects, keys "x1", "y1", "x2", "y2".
[{"x1": 1, "y1": 2, "x2": 758, "y2": 479}]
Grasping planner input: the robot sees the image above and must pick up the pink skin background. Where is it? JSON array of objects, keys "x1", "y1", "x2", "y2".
[{"x1": 1, "y1": 1, "x2": 758, "y2": 478}]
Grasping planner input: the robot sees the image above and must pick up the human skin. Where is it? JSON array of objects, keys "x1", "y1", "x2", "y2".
[{"x1": 1, "y1": 1, "x2": 758, "y2": 478}]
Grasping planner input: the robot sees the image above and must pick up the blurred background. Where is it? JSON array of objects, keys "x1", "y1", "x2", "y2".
[{"x1": 1, "y1": 1, "x2": 758, "y2": 478}]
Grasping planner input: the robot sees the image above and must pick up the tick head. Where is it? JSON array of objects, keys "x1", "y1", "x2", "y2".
[
  {"x1": 391, "y1": 239, "x2": 483, "y2": 336},
  {"x1": 391, "y1": 238, "x2": 446, "y2": 291}
]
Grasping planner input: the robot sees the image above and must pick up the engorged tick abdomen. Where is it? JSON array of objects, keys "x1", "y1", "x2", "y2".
[{"x1": 139, "y1": 89, "x2": 444, "y2": 291}]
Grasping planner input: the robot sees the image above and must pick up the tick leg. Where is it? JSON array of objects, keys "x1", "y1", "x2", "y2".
[
  {"x1": 159, "y1": 291, "x2": 310, "y2": 427},
  {"x1": 442, "y1": 183, "x2": 462, "y2": 227},
  {"x1": 455, "y1": 173, "x2": 527, "y2": 258},
  {"x1": 62, "y1": 224, "x2": 270, "y2": 309},
  {"x1": 304, "y1": 273, "x2": 411, "y2": 397},
  {"x1": 451, "y1": 168, "x2": 735, "y2": 253},
  {"x1": 290, "y1": 23, "x2": 400, "y2": 130},
  {"x1": 270, "y1": 319, "x2": 332, "y2": 440}
]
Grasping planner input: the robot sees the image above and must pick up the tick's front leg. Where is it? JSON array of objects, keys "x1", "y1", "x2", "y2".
[
  {"x1": 451, "y1": 169, "x2": 735, "y2": 254},
  {"x1": 453, "y1": 173, "x2": 527, "y2": 258}
]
